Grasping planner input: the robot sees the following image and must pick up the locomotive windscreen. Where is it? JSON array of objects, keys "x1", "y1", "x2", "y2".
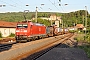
[{"x1": 17, "y1": 24, "x2": 28, "y2": 28}]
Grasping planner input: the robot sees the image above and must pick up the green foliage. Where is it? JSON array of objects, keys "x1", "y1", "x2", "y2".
[
  {"x1": 9, "y1": 33, "x2": 15, "y2": 37},
  {"x1": 78, "y1": 45, "x2": 90, "y2": 58},
  {"x1": 74, "y1": 33, "x2": 85, "y2": 41},
  {"x1": 0, "y1": 32, "x2": 2, "y2": 38},
  {"x1": 85, "y1": 35, "x2": 90, "y2": 43},
  {"x1": 32, "y1": 18, "x2": 51, "y2": 26},
  {"x1": 69, "y1": 30, "x2": 76, "y2": 33},
  {"x1": 76, "y1": 31, "x2": 90, "y2": 58},
  {"x1": 74, "y1": 31, "x2": 90, "y2": 43},
  {"x1": 0, "y1": 10, "x2": 90, "y2": 27},
  {"x1": 75, "y1": 36, "x2": 84, "y2": 41},
  {"x1": 61, "y1": 10, "x2": 90, "y2": 27}
]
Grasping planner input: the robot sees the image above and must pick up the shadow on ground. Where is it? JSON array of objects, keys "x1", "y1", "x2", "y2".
[
  {"x1": 0, "y1": 43, "x2": 13, "y2": 52},
  {"x1": 22, "y1": 43, "x2": 89, "y2": 60}
]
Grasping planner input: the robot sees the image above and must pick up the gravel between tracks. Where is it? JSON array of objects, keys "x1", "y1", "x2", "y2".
[
  {"x1": 0, "y1": 34, "x2": 65, "y2": 60},
  {"x1": 22, "y1": 33, "x2": 89, "y2": 60},
  {"x1": 0, "y1": 33, "x2": 87, "y2": 60}
]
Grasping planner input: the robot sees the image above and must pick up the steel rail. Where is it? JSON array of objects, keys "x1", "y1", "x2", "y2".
[{"x1": 13, "y1": 33, "x2": 74, "y2": 60}]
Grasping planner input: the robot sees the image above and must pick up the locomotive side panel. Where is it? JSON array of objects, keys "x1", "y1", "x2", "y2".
[{"x1": 15, "y1": 21, "x2": 47, "y2": 42}]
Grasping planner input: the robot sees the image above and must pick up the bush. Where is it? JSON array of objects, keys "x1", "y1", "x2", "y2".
[
  {"x1": 74, "y1": 37, "x2": 77, "y2": 40},
  {"x1": 9, "y1": 33, "x2": 15, "y2": 37},
  {"x1": 0, "y1": 32, "x2": 2, "y2": 38},
  {"x1": 32, "y1": 18, "x2": 51, "y2": 26},
  {"x1": 69, "y1": 30, "x2": 76, "y2": 33},
  {"x1": 78, "y1": 45, "x2": 90, "y2": 58}
]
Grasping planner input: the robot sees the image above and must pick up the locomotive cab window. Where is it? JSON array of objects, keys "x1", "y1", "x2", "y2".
[
  {"x1": 17, "y1": 24, "x2": 28, "y2": 28},
  {"x1": 17, "y1": 24, "x2": 22, "y2": 28},
  {"x1": 23, "y1": 24, "x2": 28, "y2": 28}
]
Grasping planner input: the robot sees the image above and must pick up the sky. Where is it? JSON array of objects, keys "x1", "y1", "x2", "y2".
[{"x1": 0, "y1": 0, "x2": 90, "y2": 13}]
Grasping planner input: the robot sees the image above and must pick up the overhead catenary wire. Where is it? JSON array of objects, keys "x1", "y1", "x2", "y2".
[
  {"x1": 0, "y1": 0, "x2": 19, "y2": 12},
  {"x1": 48, "y1": 0, "x2": 60, "y2": 11},
  {"x1": 48, "y1": 0, "x2": 65, "y2": 13},
  {"x1": 18, "y1": 0, "x2": 35, "y2": 12},
  {"x1": 0, "y1": 0, "x2": 25, "y2": 11},
  {"x1": 10, "y1": 0, "x2": 34, "y2": 10},
  {"x1": 0, "y1": 0, "x2": 16, "y2": 7},
  {"x1": 10, "y1": 0, "x2": 25, "y2": 10},
  {"x1": 58, "y1": 0, "x2": 65, "y2": 12},
  {"x1": 0, "y1": 0, "x2": 25, "y2": 21}
]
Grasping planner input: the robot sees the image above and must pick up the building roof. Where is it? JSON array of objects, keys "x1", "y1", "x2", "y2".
[
  {"x1": 0, "y1": 21, "x2": 17, "y2": 28},
  {"x1": 76, "y1": 24, "x2": 84, "y2": 28}
]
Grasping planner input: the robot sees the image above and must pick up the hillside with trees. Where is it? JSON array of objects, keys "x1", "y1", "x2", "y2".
[
  {"x1": 0, "y1": 10, "x2": 90, "y2": 58},
  {"x1": 61, "y1": 10, "x2": 90, "y2": 27},
  {"x1": 0, "y1": 10, "x2": 90, "y2": 27}
]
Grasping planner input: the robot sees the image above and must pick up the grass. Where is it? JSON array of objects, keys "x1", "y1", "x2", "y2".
[
  {"x1": 78, "y1": 45, "x2": 90, "y2": 58},
  {"x1": 0, "y1": 38, "x2": 3, "y2": 40},
  {"x1": 74, "y1": 32, "x2": 90, "y2": 58},
  {"x1": 74, "y1": 33, "x2": 85, "y2": 42}
]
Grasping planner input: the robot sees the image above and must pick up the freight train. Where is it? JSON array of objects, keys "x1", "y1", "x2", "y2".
[{"x1": 15, "y1": 21, "x2": 69, "y2": 42}]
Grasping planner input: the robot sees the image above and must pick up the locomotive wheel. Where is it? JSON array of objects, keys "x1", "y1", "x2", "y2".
[
  {"x1": 27, "y1": 38, "x2": 32, "y2": 42},
  {"x1": 38, "y1": 36, "x2": 41, "y2": 39},
  {"x1": 41, "y1": 36, "x2": 44, "y2": 39},
  {"x1": 27, "y1": 39, "x2": 30, "y2": 41},
  {"x1": 16, "y1": 41, "x2": 19, "y2": 43},
  {"x1": 32, "y1": 37, "x2": 35, "y2": 41},
  {"x1": 46, "y1": 35, "x2": 48, "y2": 38},
  {"x1": 16, "y1": 40, "x2": 21, "y2": 43},
  {"x1": 39, "y1": 36, "x2": 42, "y2": 39}
]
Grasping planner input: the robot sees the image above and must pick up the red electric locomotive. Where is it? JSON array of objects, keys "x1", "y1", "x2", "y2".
[{"x1": 15, "y1": 21, "x2": 46, "y2": 42}]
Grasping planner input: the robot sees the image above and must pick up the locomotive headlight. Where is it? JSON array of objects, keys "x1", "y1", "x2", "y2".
[
  {"x1": 24, "y1": 30, "x2": 27, "y2": 32},
  {"x1": 16, "y1": 30, "x2": 20, "y2": 32}
]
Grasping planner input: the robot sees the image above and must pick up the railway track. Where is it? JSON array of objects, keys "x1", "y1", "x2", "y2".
[
  {"x1": 0, "y1": 33, "x2": 70, "y2": 53},
  {"x1": 0, "y1": 42, "x2": 16, "y2": 52},
  {"x1": 14, "y1": 33, "x2": 76, "y2": 60},
  {"x1": 0, "y1": 33, "x2": 76, "y2": 60},
  {"x1": 21, "y1": 34, "x2": 76, "y2": 60}
]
